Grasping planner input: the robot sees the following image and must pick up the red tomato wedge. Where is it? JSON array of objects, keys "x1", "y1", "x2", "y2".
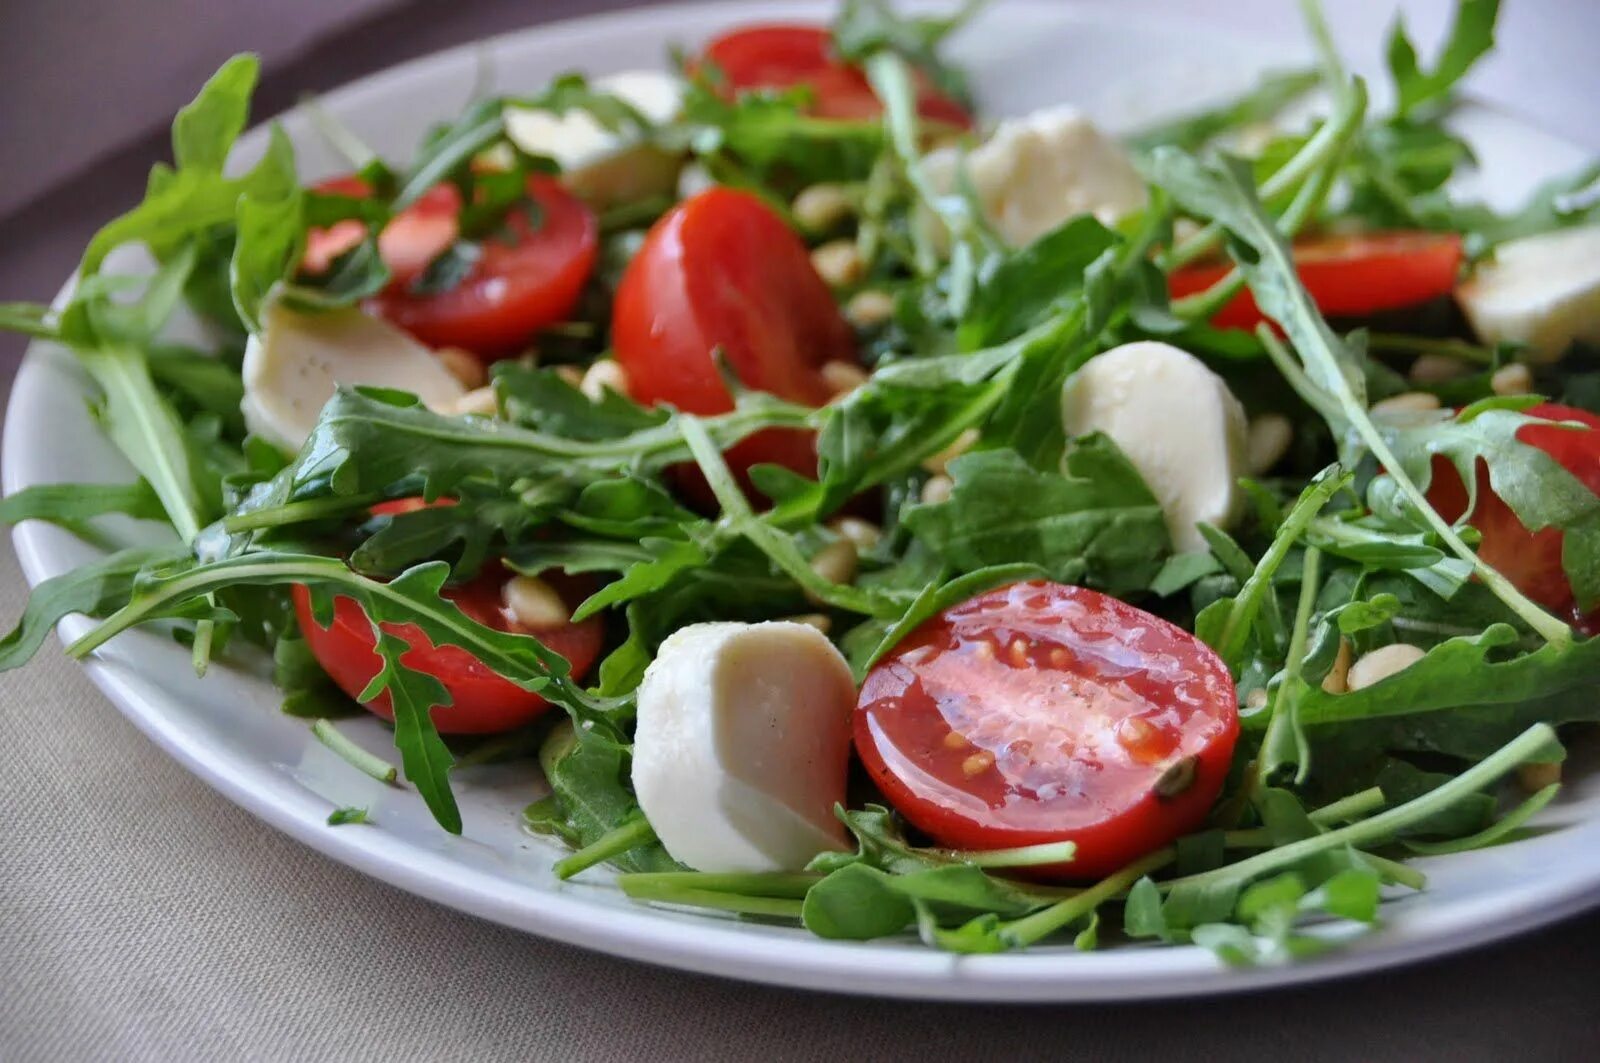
[
  {"x1": 700, "y1": 24, "x2": 972, "y2": 129},
  {"x1": 1426, "y1": 403, "x2": 1600, "y2": 628},
  {"x1": 292, "y1": 565, "x2": 603, "y2": 736},
  {"x1": 612, "y1": 187, "x2": 858, "y2": 482},
  {"x1": 854, "y1": 580, "x2": 1240, "y2": 880},
  {"x1": 1169, "y1": 232, "x2": 1464, "y2": 331},
  {"x1": 301, "y1": 174, "x2": 599, "y2": 358}
]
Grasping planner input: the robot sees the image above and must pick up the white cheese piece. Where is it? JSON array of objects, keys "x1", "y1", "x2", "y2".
[
  {"x1": 242, "y1": 301, "x2": 466, "y2": 452},
  {"x1": 1456, "y1": 225, "x2": 1600, "y2": 363},
  {"x1": 631, "y1": 621, "x2": 857, "y2": 873},
  {"x1": 1061, "y1": 341, "x2": 1248, "y2": 553},
  {"x1": 505, "y1": 70, "x2": 684, "y2": 208},
  {"x1": 923, "y1": 104, "x2": 1147, "y2": 247}
]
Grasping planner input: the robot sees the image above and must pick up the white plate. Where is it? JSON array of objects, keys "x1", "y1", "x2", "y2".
[{"x1": 6, "y1": 0, "x2": 1599, "y2": 1002}]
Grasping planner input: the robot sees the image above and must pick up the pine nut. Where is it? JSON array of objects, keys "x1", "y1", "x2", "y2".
[
  {"x1": 1347, "y1": 643, "x2": 1426, "y2": 691},
  {"x1": 1370, "y1": 391, "x2": 1441, "y2": 421},
  {"x1": 501, "y1": 574, "x2": 570, "y2": 630},
  {"x1": 1245, "y1": 688, "x2": 1269, "y2": 711},
  {"x1": 1516, "y1": 760, "x2": 1562, "y2": 792},
  {"x1": 781, "y1": 613, "x2": 832, "y2": 634},
  {"x1": 820, "y1": 360, "x2": 869, "y2": 399},
  {"x1": 1322, "y1": 638, "x2": 1353, "y2": 694},
  {"x1": 1490, "y1": 362, "x2": 1533, "y2": 396},
  {"x1": 580, "y1": 359, "x2": 629, "y2": 401},
  {"x1": 1408, "y1": 353, "x2": 1468, "y2": 386},
  {"x1": 962, "y1": 750, "x2": 995, "y2": 776},
  {"x1": 448, "y1": 386, "x2": 500, "y2": 417},
  {"x1": 793, "y1": 182, "x2": 853, "y2": 232},
  {"x1": 808, "y1": 539, "x2": 859, "y2": 587},
  {"x1": 810, "y1": 239, "x2": 865, "y2": 288},
  {"x1": 920, "y1": 474, "x2": 954, "y2": 505},
  {"x1": 921, "y1": 428, "x2": 979, "y2": 475},
  {"x1": 436, "y1": 346, "x2": 487, "y2": 389},
  {"x1": 554, "y1": 364, "x2": 584, "y2": 388},
  {"x1": 829, "y1": 516, "x2": 882, "y2": 551},
  {"x1": 1245, "y1": 414, "x2": 1293, "y2": 476},
  {"x1": 844, "y1": 288, "x2": 895, "y2": 328}
]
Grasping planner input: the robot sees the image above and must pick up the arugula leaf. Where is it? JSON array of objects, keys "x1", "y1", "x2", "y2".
[
  {"x1": 1129, "y1": 69, "x2": 1320, "y2": 152},
  {"x1": 901, "y1": 440, "x2": 1170, "y2": 596},
  {"x1": 0, "y1": 547, "x2": 179, "y2": 671},
  {"x1": 326, "y1": 807, "x2": 370, "y2": 826},
  {"x1": 358, "y1": 626, "x2": 458, "y2": 829},
  {"x1": 1385, "y1": 0, "x2": 1498, "y2": 118},
  {"x1": 0, "y1": 481, "x2": 165, "y2": 529},
  {"x1": 831, "y1": 0, "x2": 984, "y2": 107},
  {"x1": 532, "y1": 723, "x2": 677, "y2": 873}
]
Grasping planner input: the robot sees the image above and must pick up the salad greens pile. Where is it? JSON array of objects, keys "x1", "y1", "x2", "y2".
[{"x1": 3, "y1": 0, "x2": 1598, "y2": 965}]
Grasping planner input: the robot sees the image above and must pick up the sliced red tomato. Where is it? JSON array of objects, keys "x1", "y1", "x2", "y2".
[
  {"x1": 700, "y1": 24, "x2": 972, "y2": 129},
  {"x1": 854, "y1": 580, "x2": 1239, "y2": 880},
  {"x1": 1169, "y1": 232, "x2": 1464, "y2": 331},
  {"x1": 292, "y1": 566, "x2": 603, "y2": 736},
  {"x1": 301, "y1": 174, "x2": 599, "y2": 358},
  {"x1": 1426, "y1": 403, "x2": 1600, "y2": 627},
  {"x1": 612, "y1": 186, "x2": 857, "y2": 483}
]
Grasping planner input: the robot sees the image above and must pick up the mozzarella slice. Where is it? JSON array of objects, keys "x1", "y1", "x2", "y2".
[
  {"x1": 1061, "y1": 341, "x2": 1247, "y2": 553},
  {"x1": 242, "y1": 301, "x2": 466, "y2": 452},
  {"x1": 1457, "y1": 225, "x2": 1600, "y2": 363},
  {"x1": 923, "y1": 104, "x2": 1147, "y2": 247},
  {"x1": 631, "y1": 621, "x2": 857, "y2": 873},
  {"x1": 505, "y1": 70, "x2": 684, "y2": 208}
]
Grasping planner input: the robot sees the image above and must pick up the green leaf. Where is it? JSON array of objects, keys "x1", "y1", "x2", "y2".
[
  {"x1": 0, "y1": 481, "x2": 165, "y2": 529},
  {"x1": 831, "y1": 0, "x2": 984, "y2": 106},
  {"x1": 229, "y1": 191, "x2": 305, "y2": 334},
  {"x1": 901, "y1": 440, "x2": 1170, "y2": 595},
  {"x1": 171, "y1": 54, "x2": 260, "y2": 172},
  {"x1": 326, "y1": 806, "x2": 369, "y2": 826},
  {"x1": 1403, "y1": 782, "x2": 1560, "y2": 855},
  {"x1": 0, "y1": 547, "x2": 178, "y2": 671},
  {"x1": 1386, "y1": 0, "x2": 1499, "y2": 118},
  {"x1": 1129, "y1": 69, "x2": 1320, "y2": 152}
]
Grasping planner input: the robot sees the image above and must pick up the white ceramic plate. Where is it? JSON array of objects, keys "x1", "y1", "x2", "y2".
[{"x1": 6, "y1": 0, "x2": 1599, "y2": 1002}]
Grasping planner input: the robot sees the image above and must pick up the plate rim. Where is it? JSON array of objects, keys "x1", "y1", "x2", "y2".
[{"x1": 5, "y1": 0, "x2": 1599, "y2": 1003}]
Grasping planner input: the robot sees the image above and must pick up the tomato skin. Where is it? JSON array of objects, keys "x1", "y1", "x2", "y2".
[
  {"x1": 1426, "y1": 403, "x2": 1600, "y2": 621},
  {"x1": 1169, "y1": 232, "x2": 1464, "y2": 330},
  {"x1": 701, "y1": 24, "x2": 972, "y2": 129},
  {"x1": 291, "y1": 570, "x2": 603, "y2": 736},
  {"x1": 301, "y1": 174, "x2": 599, "y2": 358},
  {"x1": 854, "y1": 580, "x2": 1239, "y2": 880},
  {"x1": 612, "y1": 187, "x2": 857, "y2": 482}
]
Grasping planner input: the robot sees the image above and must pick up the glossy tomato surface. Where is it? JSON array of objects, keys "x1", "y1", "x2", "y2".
[
  {"x1": 302, "y1": 174, "x2": 599, "y2": 358},
  {"x1": 612, "y1": 186, "x2": 857, "y2": 481},
  {"x1": 292, "y1": 568, "x2": 603, "y2": 736},
  {"x1": 700, "y1": 24, "x2": 972, "y2": 128},
  {"x1": 1169, "y1": 231, "x2": 1464, "y2": 330},
  {"x1": 854, "y1": 580, "x2": 1240, "y2": 879},
  {"x1": 1426, "y1": 402, "x2": 1600, "y2": 627}
]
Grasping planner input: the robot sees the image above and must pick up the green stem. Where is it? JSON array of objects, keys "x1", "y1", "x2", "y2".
[
  {"x1": 312, "y1": 719, "x2": 398, "y2": 783},
  {"x1": 1309, "y1": 786, "x2": 1387, "y2": 825},
  {"x1": 937, "y1": 840, "x2": 1078, "y2": 869},
  {"x1": 224, "y1": 494, "x2": 376, "y2": 533},
  {"x1": 1000, "y1": 850, "x2": 1176, "y2": 949},
  {"x1": 614, "y1": 871, "x2": 821, "y2": 899},
  {"x1": 1367, "y1": 333, "x2": 1498, "y2": 366},
  {"x1": 618, "y1": 880, "x2": 808, "y2": 919},
  {"x1": 1158, "y1": 723, "x2": 1556, "y2": 894},
  {"x1": 1257, "y1": 546, "x2": 1322, "y2": 786},
  {"x1": 554, "y1": 814, "x2": 657, "y2": 880}
]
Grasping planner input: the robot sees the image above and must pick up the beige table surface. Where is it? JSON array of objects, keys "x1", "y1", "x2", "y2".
[{"x1": 3, "y1": 2, "x2": 1599, "y2": 1060}]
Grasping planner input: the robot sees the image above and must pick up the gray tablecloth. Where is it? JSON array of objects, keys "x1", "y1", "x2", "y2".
[{"x1": 2, "y1": 2, "x2": 1599, "y2": 1059}]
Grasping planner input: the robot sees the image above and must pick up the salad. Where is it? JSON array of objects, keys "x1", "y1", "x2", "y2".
[{"x1": 3, "y1": 0, "x2": 1599, "y2": 965}]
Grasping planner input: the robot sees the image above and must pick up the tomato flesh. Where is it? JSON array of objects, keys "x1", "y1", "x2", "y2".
[
  {"x1": 301, "y1": 174, "x2": 599, "y2": 358},
  {"x1": 1169, "y1": 232, "x2": 1464, "y2": 330},
  {"x1": 700, "y1": 24, "x2": 972, "y2": 129},
  {"x1": 612, "y1": 186, "x2": 857, "y2": 483},
  {"x1": 292, "y1": 568, "x2": 603, "y2": 736},
  {"x1": 1426, "y1": 403, "x2": 1600, "y2": 624},
  {"x1": 854, "y1": 580, "x2": 1239, "y2": 879}
]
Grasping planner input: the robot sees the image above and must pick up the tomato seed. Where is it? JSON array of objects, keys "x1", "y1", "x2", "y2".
[
  {"x1": 962, "y1": 750, "x2": 996, "y2": 776},
  {"x1": 942, "y1": 730, "x2": 969, "y2": 750}
]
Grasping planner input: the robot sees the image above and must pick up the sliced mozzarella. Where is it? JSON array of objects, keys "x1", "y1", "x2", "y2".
[
  {"x1": 631, "y1": 621, "x2": 857, "y2": 873},
  {"x1": 505, "y1": 70, "x2": 684, "y2": 208},
  {"x1": 923, "y1": 104, "x2": 1147, "y2": 247},
  {"x1": 1456, "y1": 225, "x2": 1600, "y2": 363},
  {"x1": 1061, "y1": 341, "x2": 1247, "y2": 553},
  {"x1": 242, "y1": 301, "x2": 466, "y2": 452}
]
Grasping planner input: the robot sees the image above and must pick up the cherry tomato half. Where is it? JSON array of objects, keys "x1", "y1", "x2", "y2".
[
  {"x1": 1169, "y1": 232, "x2": 1464, "y2": 331},
  {"x1": 700, "y1": 24, "x2": 972, "y2": 129},
  {"x1": 612, "y1": 186, "x2": 858, "y2": 482},
  {"x1": 302, "y1": 174, "x2": 599, "y2": 358},
  {"x1": 854, "y1": 580, "x2": 1240, "y2": 880},
  {"x1": 1426, "y1": 402, "x2": 1600, "y2": 628},
  {"x1": 292, "y1": 567, "x2": 604, "y2": 736}
]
